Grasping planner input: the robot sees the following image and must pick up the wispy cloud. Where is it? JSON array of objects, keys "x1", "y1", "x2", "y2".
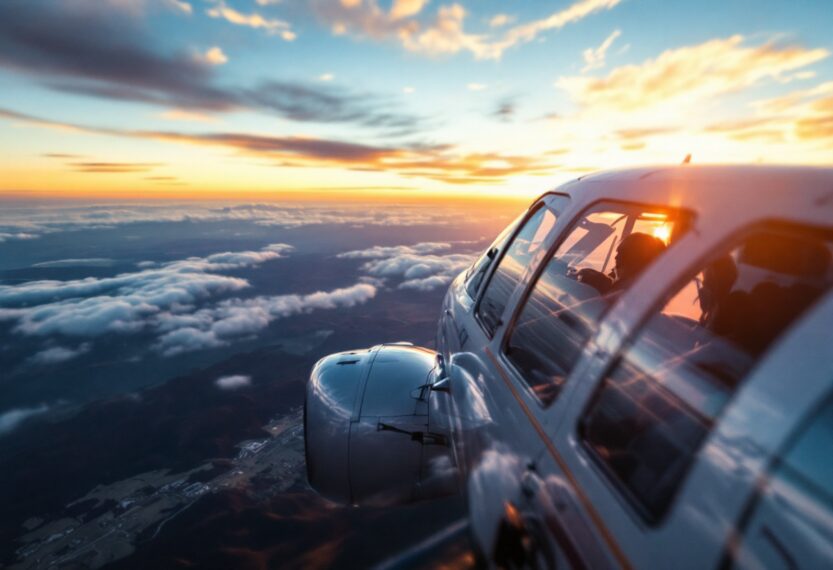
[
  {"x1": 582, "y1": 29, "x2": 621, "y2": 73},
  {"x1": 1, "y1": 107, "x2": 555, "y2": 184},
  {"x1": 0, "y1": 1, "x2": 420, "y2": 135},
  {"x1": 68, "y1": 162, "x2": 164, "y2": 174},
  {"x1": 557, "y1": 35, "x2": 828, "y2": 114},
  {"x1": 313, "y1": 0, "x2": 621, "y2": 60},
  {"x1": 0, "y1": 404, "x2": 51, "y2": 436},
  {"x1": 28, "y1": 343, "x2": 91, "y2": 365},
  {"x1": 206, "y1": 1, "x2": 296, "y2": 41}
]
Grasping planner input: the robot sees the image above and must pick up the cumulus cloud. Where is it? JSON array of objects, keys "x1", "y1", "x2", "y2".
[
  {"x1": 0, "y1": 244, "x2": 289, "y2": 337},
  {"x1": 0, "y1": 404, "x2": 51, "y2": 436},
  {"x1": 336, "y1": 242, "x2": 452, "y2": 259},
  {"x1": 215, "y1": 374, "x2": 251, "y2": 390},
  {"x1": 200, "y1": 46, "x2": 229, "y2": 66},
  {"x1": 154, "y1": 283, "x2": 377, "y2": 355},
  {"x1": 28, "y1": 343, "x2": 91, "y2": 365},
  {"x1": 341, "y1": 241, "x2": 475, "y2": 291},
  {"x1": 0, "y1": 240, "x2": 380, "y2": 356}
]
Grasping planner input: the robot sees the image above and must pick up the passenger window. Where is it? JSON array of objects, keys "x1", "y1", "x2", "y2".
[
  {"x1": 504, "y1": 203, "x2": 685, "y2": 405},
  {"x1": 580, "y1": 227, "x2": 833, "y2": 521},
  {"x1": 476, "y1": 204, "x2": 560, "y2": 337}
]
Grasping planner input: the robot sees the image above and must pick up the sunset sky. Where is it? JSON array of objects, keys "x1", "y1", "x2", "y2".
[{"x1": 1, "y1": 0, "x2": 832, "y2": 199}]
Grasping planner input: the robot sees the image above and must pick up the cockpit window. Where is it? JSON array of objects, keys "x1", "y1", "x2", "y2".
[
  {"x1": 504, "y1": 202, "x2": 687, "y2": 406},
  {"x1": 465, "y1": 213, "x2": 524, "y2": 299},
  {"x1": 580, "y1": 225, "x2": 833, "y2": 522},
  {"x1": 475, "y1": 201, "x2": 564, "y2": 337}
]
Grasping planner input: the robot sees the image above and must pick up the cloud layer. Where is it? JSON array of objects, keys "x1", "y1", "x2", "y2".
[
  {"x1": 339, "y1": 241, "x2": 475, "y2": 291},
  {"x1": 1, "y1": 241, "x2": 379, "y2": 357},
  {"x1": 0, "y1": 201, "x2": 462, "y2": 243}
]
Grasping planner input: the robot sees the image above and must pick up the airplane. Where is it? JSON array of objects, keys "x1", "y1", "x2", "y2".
[{"x1": 305, "y1": 164, "x2": 833, "y2": 569}]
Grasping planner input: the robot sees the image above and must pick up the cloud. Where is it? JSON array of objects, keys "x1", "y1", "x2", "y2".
[
  {"x1": 206, "y1": 2, "x2": 296, "y2": 41},
  {"x1": 28, "y1": 343, "x2": 91, "y2": 365},
  {"x1": 341, "y1": 241, "x2": 475, "y2": 291},
  {"x1": 154, "y1": 283, "x2": 377, "y2": 355},
  {"x1": 0, "y1": 404, "x2": 51, "y2": 436},
  {"x1": 0, "y1": 240, "x2": 379, "y2": 356},
  {"x1": 0, "y1": 0, "x2": 235, "y2": 111},
  {"x1": 489, "y1": 14, "x2": 515, "y2": 28},
  {"x1": 582, "y1": 29, "x2": 621, "y2": 73},
  {"x1": 336, "y1": 242, "x2": 452, "y2": 259},
  {"x1": 32, "y1": 258, "x2": 116, "y2": 268},
  {"x1": 0, "y1": 244, "x2": 289, "y2": 336},
  {"x1": 0, "y1": 199, "x2": 463, "y2": 244},
  {"x1": 0, "y1": 232, "x2": 39, "y2": 243},
  {"x1": 262, "y1": 243, "x2": 295, "y2": 254},
  {"x1": 0, "y1": 107, "x2": 554, "y2": 185},
  {"x1": 0, "y1": 1, "x2": 418, "y2": 134},
  {"x1": 390, "y1": 0, "x2": 429, "y2": 20},
  {"x1": 200, "y1": 46, "x2": 229, "y2": 66},
  {"x1": 319, "y1": 73, "x2": 334, "y2": 81},
  {"x1": 68, "y1": 162, "x2": 164, "y2": 174},
  {"x1": 313, "y1": 0, "x2": 621, "y2": 60},
  {"x1": 215, "y1": 374, "x2": 252, "y2": 390},
  {"x1": 557, "y1": 35, "x2": 829, "y2": 114},
  {"x1": 241, "y1": 81, "x2": 424, "y2": 133},
  {"x1": 492, "y1": 97, "x2": 517, "y2": 122},
  {"x1": 166, "y1": 0, "x2": 193, "y2": 14}
]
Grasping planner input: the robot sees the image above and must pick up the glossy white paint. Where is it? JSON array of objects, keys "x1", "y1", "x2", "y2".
[{"x1": 305, "y1": 165, "x2": 833, "y2": 568}]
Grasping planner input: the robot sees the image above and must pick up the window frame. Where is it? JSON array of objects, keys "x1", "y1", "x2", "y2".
[
  {"x1": 574, "y1": 219, "x2": 833, "y2": 526},
  {"x1": 498, "y1": 199, "x2": 692, "y2": 408},
  {"x1": 473, "y1": 194, "x2": 569, "y2": 339},
  {"x1": 463, "y1": 213, "x2": 524, "y2": 300}
]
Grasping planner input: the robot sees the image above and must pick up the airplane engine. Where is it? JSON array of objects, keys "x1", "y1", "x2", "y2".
[{"x1": 304, "y1": 343, "x2": 455, "y2": 506}]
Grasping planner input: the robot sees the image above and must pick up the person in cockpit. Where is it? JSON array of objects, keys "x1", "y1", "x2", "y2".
[{"x1": 575, "y1": 232, "x2": 667, "y2": 295}]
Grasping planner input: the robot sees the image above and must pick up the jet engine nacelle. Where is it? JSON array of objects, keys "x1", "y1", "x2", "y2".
[{"x1": 305, "y1": 343, "x2": 455, "y2": 506}]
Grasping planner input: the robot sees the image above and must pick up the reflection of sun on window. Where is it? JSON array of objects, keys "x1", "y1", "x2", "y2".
[{"x1": 652, "y1": 223, "x2": 672, "y2": 244}]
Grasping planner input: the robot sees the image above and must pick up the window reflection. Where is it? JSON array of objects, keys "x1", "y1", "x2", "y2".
[
  {"x1": 477, "y1": 205, "x2": 560, "y2": 336},
  {"x1": 505, "y1": 204, "x2": 685, "y2": 406},
  {"x1": 581, "y1": 228, "x2": 833, "y2": 520}
]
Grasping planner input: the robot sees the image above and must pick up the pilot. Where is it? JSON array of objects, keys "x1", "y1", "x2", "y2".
[{"x1": 576, "y1": 232, "x2": 667, "y2": 295}]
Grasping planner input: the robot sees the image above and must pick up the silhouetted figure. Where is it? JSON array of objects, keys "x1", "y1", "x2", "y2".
[
  {"x1": 576, "y1": 232, "x2": 667, "y2": 295},
  {"x1": 699, "y1": 254, "x2": 746, "y2": 337}
]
